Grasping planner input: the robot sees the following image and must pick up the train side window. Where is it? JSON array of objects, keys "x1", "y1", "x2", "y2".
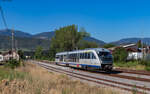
[
  {"x1": 81, "y1": 53, "x2": 84, "y2": 59},
  {"x1": 75, "y1": 54, "x2": 77, "y2": 59},
  {"x1": 84, "y1": 53, "x2": 87, "y2": 59},
  {"x1": 85, "y1": 53, "x2": 88, "y2": 59},
  {"x1": 56, "y1": 55, "x2": 59, "y2": 59},
  {"x1": 91, "y1": 53, "x2": 96, "y2": 59},
  {"x1": 87, "y1": 53, "x2": 90, "y2": 59},
  {"x1": 80, "y1": 53, "x2": 82, "y2": 59},
  {"x1": 83, "y1": 53, "x2": 85, "y2": 59}
]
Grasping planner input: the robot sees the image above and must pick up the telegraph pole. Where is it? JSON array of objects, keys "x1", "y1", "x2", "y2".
[{"x1": 11, "y1": 29, "x2": 14, "y2": 59}]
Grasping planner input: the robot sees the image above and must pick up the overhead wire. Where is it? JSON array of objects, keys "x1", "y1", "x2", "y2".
[{"x1": 0, "y1": 6, "x2": 8, "y2": 29}]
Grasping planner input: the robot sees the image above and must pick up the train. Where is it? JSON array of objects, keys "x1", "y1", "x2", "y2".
[{"x1": 55, "y1": 48, "x2": 113, "y2": 71}]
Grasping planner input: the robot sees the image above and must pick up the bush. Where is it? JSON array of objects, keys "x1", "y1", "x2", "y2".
[
  {"x1": 5, "y1": 59, "x2": 20, "y2": 69},
  {"x1": 145, "y1": 66, "x2": 150, "y2": 71},
  {"x1": 113, "y1": 47, "x2": 128, "y2": 62},
  {"x1": 114, "y1": 61, "x2": 139, "y2": 67},
  {"x1": 140, "y1": 60, "x2": 150, "y2": 66}
]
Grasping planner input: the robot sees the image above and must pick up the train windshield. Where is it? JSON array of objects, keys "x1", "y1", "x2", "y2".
[{"x1": 97, "y1": 51, "x2": 112, "y2": 61}]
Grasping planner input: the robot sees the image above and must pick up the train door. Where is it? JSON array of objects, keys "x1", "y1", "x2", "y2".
[{"x1": 90, "y1": 52, "x2": 97, "y2": 65}]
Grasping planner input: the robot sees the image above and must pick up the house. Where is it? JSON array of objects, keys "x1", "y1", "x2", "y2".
[
  {"x1": 2, "y1": 50, "x2": 19, "y2": 61},
  {"x1": 122, "y1": 44, "x2": 143, "y2": 60},
  {"x1": 109, "y1": 43, "x2": 144, "y2": 60},
  {"x1": 0, "y1": 54, "x2": 4, "y2": 62}
]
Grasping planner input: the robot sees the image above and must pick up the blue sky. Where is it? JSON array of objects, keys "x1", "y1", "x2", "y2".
[{"x1": 0, "y1": 0, "x2": 150, "y2": 42}]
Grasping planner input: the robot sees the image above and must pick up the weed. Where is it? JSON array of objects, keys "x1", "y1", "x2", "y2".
[
  {"x1": 132, "y1": 85, "x2": 138, "y2": 94},
  {"x1": 5, "y1": 59, "x2": 20, "y2": 69}
]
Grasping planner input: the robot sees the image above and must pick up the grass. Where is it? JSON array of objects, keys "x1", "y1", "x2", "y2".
[
  {"x1": 0, "y1": 62, "x2": 127, "y2": 94},
  {"x1": 0, "y1": 66, "x2": 27, "y2": 81},
  {"x1": 114, "y1": 61, "x2": 149, "y2": 71}
]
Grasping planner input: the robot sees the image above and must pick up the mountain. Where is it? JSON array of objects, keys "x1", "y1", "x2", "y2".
[
  {"x1": 0, "y1": 29, "x2": 32, "y2": 38},
  {"x1": 32, "y1": 31, "x2": 55, "y2": 40},
  {"x1": 0, "y1": 35, "x2": 50, "y2": 50},
  {"x1": 33, "y1": 32, "x2": 106, "y2": 46},
  {"x1": 111, "y1": 38, "x2": 150, "y2": 45}
]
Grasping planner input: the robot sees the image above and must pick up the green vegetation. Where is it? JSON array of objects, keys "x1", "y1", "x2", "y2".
[
  {"x1": 34, "y1": 46, "x2": 43, "y2": 60},
  {"x1": 49, "y1": 25, "x2": 99, "y2": 60},
  {"x1": 77, "y1": 40, "x2": 98, "y2": 50},
  {"x1": 0, "y1": 66, "x2": 27, "y2": 81},
  {"x1": 103, "y1": 44, "x2": 115, "y2": 48},
  {"x1": 113, "y1": 47, "x2": 128, "y2": 62},
  {"x1": 18, "y1": 50, "x2": 25, "y2": 60},
  {"x1": 5, "y1": 59, "x2": 21, "y2": 69},
  {"x1": 112, "y1": 47, "x2": 150, "y2": 71},
  {"x1": 114, "y1": 60, "x2": 150, "y2": 71},
  {"x1": 137, "y1": 40, "x2": 142, "y2": 48}
]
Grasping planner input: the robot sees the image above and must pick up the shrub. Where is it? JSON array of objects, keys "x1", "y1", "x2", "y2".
[
  {"x1": 145, "y1": 66, "x2": 150, "y2": 71},
  {"x1": 140, "y1": 60, "x2": 150, "y2": 66},
  {"x1": 5, "y1": 59, "x2": 20, "y2": 69},
  {"x1": 113, "y1": 47, "x2": 128, "y2": 62}
]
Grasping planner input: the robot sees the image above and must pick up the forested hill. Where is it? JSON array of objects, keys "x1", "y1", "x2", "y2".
[{"x1": 0, "y1": 35, "x2": 51, "y2": 51}]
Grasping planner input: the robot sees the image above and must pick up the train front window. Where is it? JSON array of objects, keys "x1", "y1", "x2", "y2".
[
  {"x1": 97, "y1": 51, "x2": 112, "y2": 61},
  {"x1": 55, "y1": 55, "x2": 59, "y2": 59}
]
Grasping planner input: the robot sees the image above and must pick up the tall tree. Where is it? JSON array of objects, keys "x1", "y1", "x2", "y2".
[
  {"x1": 113, "y1": 47, "x2": 128, "y2": 62},
  {"x1": 79, "y1": 27, "x2": 90, "y2": 37},
  {"x1": 77, "y1": 40, "x2": 98, "y2": 49},
  {"x1": 34, "y1": 46, "x2": 43, "y2": 59},
  {"x1": 137, "y1": 40, "x2": 142, "y2": 48},
  {"x1": 49, "y1": 25, "x2": 90, "y2": 59},
  {"x1": 18, "y1": 50, "x2": 25, "y2": 60}
]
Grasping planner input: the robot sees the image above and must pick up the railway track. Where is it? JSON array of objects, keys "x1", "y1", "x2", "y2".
[
  {"x1": 115, "y1": 68, "x2": 150, "y2": 76},
  {"x1": 33, "y1": 61, "x2": 150, "y2": 94},
  {"x1": 40, "y1": 60, "x2": 150, "y2": 76}
]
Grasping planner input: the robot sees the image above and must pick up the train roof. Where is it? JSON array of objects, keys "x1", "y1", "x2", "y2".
[{"x1": 56, "y1": 48, "x2": 110, "y2": 55}]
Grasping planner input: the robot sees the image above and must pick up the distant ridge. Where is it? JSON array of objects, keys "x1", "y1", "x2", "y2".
[
  {"x1": 0, "y1": 35, "x2": 50, "y2": 50},
  {"x1": 32, "y1": 31, "x2": 55, "y2": 40},
  {"x1": 0, "y1": 29, "x2": 32, "y2": 38},
  {"x1": 110, "y1": 38, "x2": 150, "y2": 45}
]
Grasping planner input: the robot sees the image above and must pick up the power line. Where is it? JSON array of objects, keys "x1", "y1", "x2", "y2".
[{"x1": 0, "y1": 6, "x2": 8, "y2": 29}]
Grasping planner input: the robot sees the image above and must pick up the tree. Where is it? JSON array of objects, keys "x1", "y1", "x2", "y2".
[
  {"x1": 18, "y1": 50, "x2": 25, "y2": 60},
  {"x1": 34, "y1": 46, "x2": 43, "y2": 59},
  {"x1": 79, "y1": 27, "x2": 90, "y2": 37},
  {"x1": 77, "y1": 40, "x2": 98, "y2": 49},
  {"x1": 49, "y1": 25, "x2": 91, "y2": 59},
  {"x1": 137, "y1": 40, "x2": 142, "y2": 48},
  {"x1": 113, "y1": 47, "x2": 128, "y2": 62},
  {"x1": 103, "y1": 44, "x2": 115, "y2": 48}
]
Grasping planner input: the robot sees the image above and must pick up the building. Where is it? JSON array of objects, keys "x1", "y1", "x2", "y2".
[
  {"x1": 0, "y1": 55, "x2": 4, "y2": 62},
  {"x1": 1, "y1": 50, "x2": 19, "y2": 61}
]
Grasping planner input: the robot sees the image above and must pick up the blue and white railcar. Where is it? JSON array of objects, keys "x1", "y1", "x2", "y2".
[{"x1": 55, "y1": 48, "x2": 113, "y2": 71}]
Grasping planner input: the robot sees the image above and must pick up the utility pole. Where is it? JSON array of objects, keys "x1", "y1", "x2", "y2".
[{"x1": 11, "y1": 29, "x2": 14, "y2": 59}]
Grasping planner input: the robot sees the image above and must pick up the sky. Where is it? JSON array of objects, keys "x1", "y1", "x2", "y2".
[{"x1": 0, "y1": 0, "x2": 150, "y2": 42}]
